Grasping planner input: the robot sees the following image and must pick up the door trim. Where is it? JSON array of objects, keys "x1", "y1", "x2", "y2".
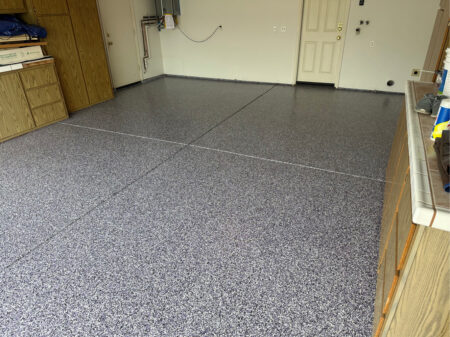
[
  {"x1": 128, "y1": 0, "x2": 144, "y2": 82},
  {"x1": 291, "y1": 0, "x2": 306, "y2": 85}
]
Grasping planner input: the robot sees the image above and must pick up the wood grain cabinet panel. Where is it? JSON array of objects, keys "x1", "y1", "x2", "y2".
[
  {"x1": 30, "y1": 0, "x2": 68, "y2": 15},
  {"x1": 373, "y1": 256, "x2": 386, "y2": 336},
  {"x1": 66, "y1": 0, "x2": 113, "y2": 105},
  {"x1": 0, "y1": 0, "x2": 26, "y2": 13},
  {"x1": 32, "y1": 101, "x2": 66, "y2": 126},
  {"x1": 379, "y1": 135, "x2": 409, "y2": 264},
  {"x1": 384, "y1": 107, "x2": 406, "y2": 186},
  {"x1": 382, "y1": 107, "x2": 406, "y2": 220},
  {"x1": 396, "y1": 172, "x2": 414, "y2": 271},
  {"x1": 38, "y1": 15, "x2": 89, "y2": 111},
  {"x1": 20, "y1": 65, "x2": 57, "y2": 89},
  {"x1": 382, "y1": 220, "x2": 398, "y2": 315},
  {"x1": 385, "y1": 228, "x2": 450, "y2": 337},
  {"x1": 26, "y1": 84, "x2": 61, "y2": 109},
  {"x1": 0, "y1": 72, "x2": 35, "y2": 140}
]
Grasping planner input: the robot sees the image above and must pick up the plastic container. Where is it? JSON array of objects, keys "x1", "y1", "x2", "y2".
[
  {"x1": 438, "y1": 48, "x2": 450, "y2": 95},
  {"x1": 439, "y1": 61, "x2": 450, "y2": 96},
  {"x1": 431, "y1": 99, "x2": 450, "y2": 140},
  {"x1": 438, "y1": 48, "x2": 450, "y2": 93}
]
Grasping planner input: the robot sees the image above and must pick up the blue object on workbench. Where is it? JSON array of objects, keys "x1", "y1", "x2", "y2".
[{"x1": 0, "y1": 15, "x2": 47, "y2": 38}]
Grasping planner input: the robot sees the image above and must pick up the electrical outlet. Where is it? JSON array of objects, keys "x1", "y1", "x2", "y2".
[
  {"x1": 281, "y1": 26, "x2": 287, "y2": 33},
  {"x1": 411, "y1": 69, "x2": 420, "y2": 77},
  {"x1": 369, "y1": 40, "x2": 375, "y2": 48},
  {"x1": 273, "y1": 25, "x2": 277, "y2": 32}
]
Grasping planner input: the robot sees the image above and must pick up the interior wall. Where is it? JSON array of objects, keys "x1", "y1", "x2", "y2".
[
  {"x1": 159, "y1": 0, "x2": 303, "y2": 84},
  {"x1": 103, "y1": 0, "x2": 440, "y2": 90},
  {"x1": 338, "y1": 0, "x2": 440, "y2": 93},
  {"x1": 133, "y1": 0, "x2": 164, "y2": 79}
]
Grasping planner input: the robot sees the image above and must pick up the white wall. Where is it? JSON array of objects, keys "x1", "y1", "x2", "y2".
[
  {"x1": 114, "y1": 0, "x2": 439, "y2": 90},
  {"x1": 133, "y1": 0, "x2": 164, "y2": 79},
  {"x1": 338, "y1": 0, "x2": 440, "y2": 92},
  {"x1": 159, "y1": 0, "x2": 303, "y2": 84}
]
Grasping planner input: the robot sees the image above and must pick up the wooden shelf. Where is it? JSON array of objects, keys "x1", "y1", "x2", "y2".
[{"x1": 0, "y1": 41, "x2": 48, "y2": 49}]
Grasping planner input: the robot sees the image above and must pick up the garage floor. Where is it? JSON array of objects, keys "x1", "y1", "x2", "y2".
[{"x1": 0, "y1": 77, "x2": 403, "y2": 336}]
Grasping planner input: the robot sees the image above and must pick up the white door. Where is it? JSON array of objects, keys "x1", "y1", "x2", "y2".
[
  {"x1": 297, "y1": 0, "x2": 350, "y2": 85},
  {"x1": 97, "y1": 0, "x2": 142, "y2": 88}
]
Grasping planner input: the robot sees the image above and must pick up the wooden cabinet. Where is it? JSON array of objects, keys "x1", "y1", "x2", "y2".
[
  {"x1": 26, "y1": 0, "x2": 113, "y2": 112},
  {"x1": 373, "y1": 97, "x2": 449, "y2": 337},
  {"x1": 0, "y1": 0, "x2": 26, "y2": 13},
  {"x1": 66, "y1": 0, "x2": 112, "y2": 104},
  {"x1": 0, "y1": 60, "x2": 68, "y2": 143}
]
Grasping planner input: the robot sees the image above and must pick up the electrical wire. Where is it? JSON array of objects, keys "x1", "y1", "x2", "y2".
[{"x1": 177, "y1": 25, "x2": 222, "y2": 43}]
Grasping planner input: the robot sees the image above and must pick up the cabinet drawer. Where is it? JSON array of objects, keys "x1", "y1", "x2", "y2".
[
  {"x1": 26, "y1": 84, "x2": 62, "y2": 109},
  {"x1": 32, "y1": 101, "x2": 67, "y2": 127},
  {"x1": 20, "y1": 65, "x2": 58, "y2": 90}
]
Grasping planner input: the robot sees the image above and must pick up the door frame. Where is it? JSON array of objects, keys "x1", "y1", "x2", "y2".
[
  {"x1": 96, "y1": 0, "x2": 143, "y2": 88},
  {"x1": 292, "y1": 0, "x2": 351, "y2": 87}
]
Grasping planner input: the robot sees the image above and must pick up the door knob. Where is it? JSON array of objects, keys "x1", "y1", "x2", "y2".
[
  {"x1": 337, "y1": 26, "x2": 343, "y2": 31},
  {"x1": 336, "y1": 36, "x2": 341, "y2": 40},
  {"x1": 108, "y1": 41, "x2": 113, "y2": 46}
]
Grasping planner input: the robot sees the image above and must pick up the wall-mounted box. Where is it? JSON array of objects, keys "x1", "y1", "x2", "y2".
[{"x1": 155, "y1": 0, "x2": 180, "y2": 16}]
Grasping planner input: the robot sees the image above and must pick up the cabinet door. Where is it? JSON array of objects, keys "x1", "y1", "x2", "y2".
[
  {"x1": 383, "y1": 220, "x2": 398, "y2": 314},
  {"x1": 379, "y1": 135, "x2": 409, "y2": 264},
  {"x1": 373, "y1": 256, "x2": 386, "y2": 336},
  {"x1": 67, "y1": 0, "x2": 113, "y2": 105},
  {"x1": 397, "y1": 172, "x2": 414, "y2": 271},
  {"x1": 0, "y1": 0, "x2": 26, "y2": 13},
  {"x1": 0, "y1": 73, "x2": 35, "y2": 141},
  {"x1": 384, "y1": 228, "x2": 450, "y2": 337},
  {"x1": 38, "y1": 15, "x2": 89, "y2": 111}
]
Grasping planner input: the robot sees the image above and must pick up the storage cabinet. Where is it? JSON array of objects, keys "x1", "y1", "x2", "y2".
[
  {"x1": 373, "y1": 82, "x2": 449, "y2": 337},
  {"x1": 0, "y1": 59, "x2": 68, "y2": 143},
  {"x1": 0, "y1": 0, "x2": 26, "y2": 13},
  {"x1": 25, "y1": 0, "x2": 113, "y2": 112},
  {"x1": 65, "y1": 0, "x2": 112, "y2": 104}
]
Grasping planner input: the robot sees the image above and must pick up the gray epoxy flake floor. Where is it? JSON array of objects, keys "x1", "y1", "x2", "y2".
[{"x1": 0, "y1": 77, "x2": 403, "y2": 337}]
